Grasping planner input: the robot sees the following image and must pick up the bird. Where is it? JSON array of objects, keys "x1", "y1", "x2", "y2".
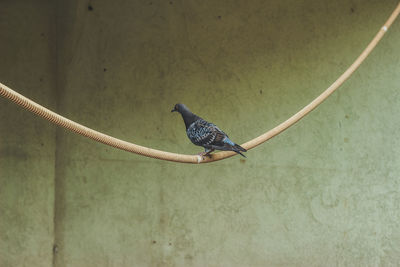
[{"x1": 171, "y1": 103, "x2": 247, "y2": 158}]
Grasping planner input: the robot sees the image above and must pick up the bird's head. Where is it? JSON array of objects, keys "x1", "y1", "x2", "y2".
[{"x1": 171, "y1": 103, "x2": 188, "y2": 114}]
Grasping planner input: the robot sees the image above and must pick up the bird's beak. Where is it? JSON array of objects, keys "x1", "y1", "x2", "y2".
[{"x1": 171, "y1": 108, "x2": 177, "y2": 112}]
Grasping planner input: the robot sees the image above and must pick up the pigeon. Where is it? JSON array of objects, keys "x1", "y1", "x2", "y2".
[{"x1": 171, "y1": 103, "x2": 247, "y2": 157}]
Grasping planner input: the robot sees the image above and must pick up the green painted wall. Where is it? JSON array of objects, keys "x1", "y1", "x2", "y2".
[
  {"x1": 1, "y1": 0, "x2": 400, "y2": 266},
  {"x1": 0, "y1": 1, "x2": 56, "y2": 266}
]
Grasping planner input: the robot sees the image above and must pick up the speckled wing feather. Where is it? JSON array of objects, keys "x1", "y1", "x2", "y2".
[
  {"x1": 186, "y1": 119, "x2": 247, "y2": 157},
  {"x1": 186, "y1": 119, "x2": 221, "y2": 147}
]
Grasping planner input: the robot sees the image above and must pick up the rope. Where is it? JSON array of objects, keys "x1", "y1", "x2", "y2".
[{"x1": 1, "y1": 2, "x2": 400, "y2": 164}]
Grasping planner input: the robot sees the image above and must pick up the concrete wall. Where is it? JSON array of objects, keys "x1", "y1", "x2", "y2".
[
  {"x1": 0, "y1": 1, "x2": 56, "y2": 266},
  {"x1": 1, "y1": 0, "x2": 400, "y2": 266}
]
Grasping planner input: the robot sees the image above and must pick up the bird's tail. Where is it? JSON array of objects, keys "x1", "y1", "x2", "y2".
[{"x1": 233, "y1": 144, "x2": 247, "y2": 158}]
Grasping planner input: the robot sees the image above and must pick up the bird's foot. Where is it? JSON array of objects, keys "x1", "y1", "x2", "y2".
[{"x1": 198, "y1": 151, "x2": 213, "y2": 159}]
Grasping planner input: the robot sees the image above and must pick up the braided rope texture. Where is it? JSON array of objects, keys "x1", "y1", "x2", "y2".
[{"x1": 1, "y1": 2, "x2": 399, "y2": 164}]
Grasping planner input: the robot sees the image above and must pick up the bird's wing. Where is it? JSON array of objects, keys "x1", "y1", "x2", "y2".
[
  {"x1": 187, "y1": 119, "x2": 222, "y2": 147},
  {"x1": 206, "y1": 124, "x2": 241, "y2": 151},
  {"x1": 186, "y1": 118, "x2": 246, "y2": 156},
  {"x1": 211, "y1": 126, "x2": 230, "y2": 146}
]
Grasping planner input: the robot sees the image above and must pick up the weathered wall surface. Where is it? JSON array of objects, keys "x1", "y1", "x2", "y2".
[
  {"x1": 1, "y1": 0, "x2": 400, "y2": 266},
  {"x1": 0, "y1": 0, "x2": 56, "y2": 266}
]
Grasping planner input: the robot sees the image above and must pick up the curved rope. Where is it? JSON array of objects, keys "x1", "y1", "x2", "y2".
[{"x1": 1, "y1": 2, "x2": 400, "y2": 164}]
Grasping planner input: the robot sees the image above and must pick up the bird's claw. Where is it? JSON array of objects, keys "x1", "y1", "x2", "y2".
[{"x1": 197, "y1": 151, "x2": 213, "y2": 159}]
